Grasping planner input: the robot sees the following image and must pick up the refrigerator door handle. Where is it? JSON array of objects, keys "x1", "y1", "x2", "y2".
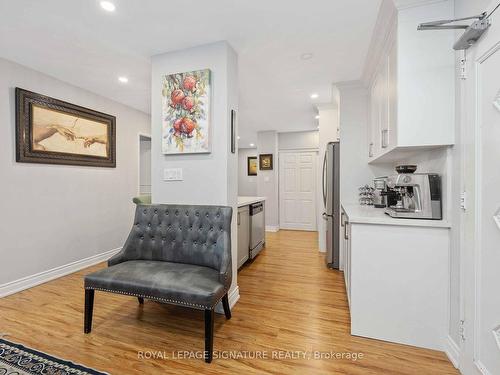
[{"x1": 322, "y1": 151, "x2": 327, "y2": 208}]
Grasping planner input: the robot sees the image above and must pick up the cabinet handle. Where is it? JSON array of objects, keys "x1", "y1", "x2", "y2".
[
  {"x1": 341, "y1": 212, "x2": 345, "y2": 227},
  {"x1": 237, "y1": 212, "x2": 240, "y2": 225},
  {"x1": 344, "y1": 222, "x2": 349, "y2": 240},
  {"x1": 381, "y1": 129, "x2": 389, "y2": 149},
  {"x1": 368, "y1": 142, "x2": 374, "y2": 157}
]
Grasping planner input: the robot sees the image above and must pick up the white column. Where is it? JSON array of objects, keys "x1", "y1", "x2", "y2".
[{"x1": 150, "y1": 41, "x2": 239, "y2": 306}]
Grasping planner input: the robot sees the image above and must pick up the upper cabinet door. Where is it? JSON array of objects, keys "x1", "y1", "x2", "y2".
[
  {"x1": 369, "y1": 73, "x2": 381, "y2": 158},
  {"x1": 379, "y1": 58, "x2": 389, "y2": 150},
  {"x1": 387, "y1": 39, "x2": 397, "y2": 150},
  {"x1": 365, "y1": 1, "x2": 455, "y2": 163}
]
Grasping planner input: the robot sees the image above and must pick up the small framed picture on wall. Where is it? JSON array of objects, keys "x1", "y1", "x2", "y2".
[
  {"x1": 259, "y1": 154, "x2": 273, "y2": 170},
  {"x1": 247, "y1": 156, "x2": 257, "y2": 176}
]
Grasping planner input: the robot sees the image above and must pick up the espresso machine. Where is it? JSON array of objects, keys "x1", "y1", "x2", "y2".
[
  {"x1": 384, "y1": 173, "x2": 442, "y2": 220},
  {"x1": 373, "y1": 177, "x2": 398, "y2": 208}
]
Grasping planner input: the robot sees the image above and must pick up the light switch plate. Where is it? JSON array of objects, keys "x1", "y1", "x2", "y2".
[{"x1": 163, "y1": 168, "x2": 183, "y2": 181}]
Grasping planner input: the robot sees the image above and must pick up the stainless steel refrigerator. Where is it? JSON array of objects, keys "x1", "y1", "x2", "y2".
[{"x1": 322, "y1": 142, "x2": 340, "y2": 269}]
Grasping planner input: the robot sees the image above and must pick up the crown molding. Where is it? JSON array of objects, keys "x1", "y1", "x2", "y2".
[
  {"x1": 334, "y1": 80, "x2": 368, "y2": 91},
  {"x1": 360, "y1": 0, "x2": 397, "y2": 87}
]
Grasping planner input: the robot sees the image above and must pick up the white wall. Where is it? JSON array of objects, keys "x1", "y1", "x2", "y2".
[
  {"x1": 0, "y1": 57, "x2": 150, "y2": 286},
  {"x1": 150, "y1": 41, "x2": 239, "y2": 296},
  {"x1": 238, "y1": 148, "x2": 257, "y2": 196},
  {"x1": 257, "y1": 130, "x2": 279, "y2": 229},
  {"x1": 278, "y1": 130, "x2": 319, "y2": 150},
  {"x1": 339, "y1": 86, "x2": 384, "y2": 205}
]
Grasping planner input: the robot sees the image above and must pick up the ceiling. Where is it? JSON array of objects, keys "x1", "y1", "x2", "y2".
[{"x1": 0, "y1": 0, "x2": 382, "y2": 146}]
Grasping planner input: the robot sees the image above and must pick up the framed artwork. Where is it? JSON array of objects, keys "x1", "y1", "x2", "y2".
[
  {"x1": 259, "y1": 154, "x2": 273, "y2": 170},
  {"x1": 247, "y1": 156, "x2": 257, "y2": 176},
  {"x1": 161, "y1": 69, "x2": 211, "y2": 154},
  {"x1": 230, "y1": 109, "x2": 236, "y2": 154},
  {"x1": 15, "y1": 88, "x2": 116, "y2": 167}
]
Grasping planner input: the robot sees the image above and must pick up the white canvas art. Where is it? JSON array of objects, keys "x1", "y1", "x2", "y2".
[{"x1": 161, "y1": 69, "x2": 211, "y2": 154}]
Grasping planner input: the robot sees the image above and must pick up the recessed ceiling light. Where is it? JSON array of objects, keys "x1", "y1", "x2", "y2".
[
  {"x1": 237, "y1": 136, "x2": 241, "y2": 140},
  {"x1": 315, "y1": 115, "x2": 320, "y2": 120},
  {"x1": 310, "y1": 93, "x2": 319, "y2": 99},
  {"x1": 301, "y1": 53, "x2": 314, "y2": 60},
  {"x1": 100, "y1": 1, "x2": 116, "y2": 12},
  {"x1": 249, "y1": 143, "x2": 255, "y2": 147},
  {"x1": 118, "y1": 76, "x2": 128, "y2": 83}
]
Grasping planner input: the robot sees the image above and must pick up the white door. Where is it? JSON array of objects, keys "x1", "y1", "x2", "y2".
[
  {"x1": 463, "y1": 7, "x2": 500, "y2": 375},
  {"x1": 472, "y1": 32, "x2": 500, "y2": 375},
  {"x1": 279, "y1": 151, "x2": 317, "y2": 231}
]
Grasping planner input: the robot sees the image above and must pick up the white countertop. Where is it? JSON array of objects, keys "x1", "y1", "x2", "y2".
[
  {"x1": 342, "y1": 204, "x2": 451, "y2": 228},
  {"x1": 238, "y1": 196, "x2": 266, "y2": 207}
]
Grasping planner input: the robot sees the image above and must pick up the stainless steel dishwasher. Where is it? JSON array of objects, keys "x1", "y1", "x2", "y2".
[{"x1": 249, "y1": 202, "x2": 265, "y2": 259}]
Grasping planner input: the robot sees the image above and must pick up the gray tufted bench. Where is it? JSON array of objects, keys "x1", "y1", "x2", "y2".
[{"x1": 83, "y1": 204, "x2": 233, "y2": 363}]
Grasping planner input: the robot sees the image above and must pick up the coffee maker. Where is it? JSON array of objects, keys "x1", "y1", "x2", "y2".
[
  {"x1": 373, "y1": 177, "x2": 398, "y2": 208},
  {"x1": 384, "y1": 173, "x2": 442, "y2": 220}
]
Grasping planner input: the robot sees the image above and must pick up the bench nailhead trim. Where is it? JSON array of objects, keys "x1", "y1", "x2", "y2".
[{"x1": 84, "y1": 286, "x2": 224, "y2": 310}]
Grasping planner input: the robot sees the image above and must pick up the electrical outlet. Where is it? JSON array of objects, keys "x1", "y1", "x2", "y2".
[{"x1": 163, "y1": 168, "x2": 183, "y2": 181}]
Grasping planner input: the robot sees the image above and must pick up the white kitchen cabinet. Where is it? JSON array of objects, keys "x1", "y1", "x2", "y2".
[
  {"x1": 340, "y1": 204, "x2": 450, "y2": 350},
  {"x1": 237, "y1": 206, "x2": 250, "y2": 269},
  {"x1": 367, "y1": 1, "x2": 455, "y2": 163},
  {"x1": 340, "y1": 207, "x2": 351, "y2": 307},
  {"x1": 341, "y1": 204, "x2": 450, "y2": 351}
]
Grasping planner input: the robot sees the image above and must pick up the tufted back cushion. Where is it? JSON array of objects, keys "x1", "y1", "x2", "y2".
[{"x1": 121, "y1": 204, "x2": 232, "y2": 272}]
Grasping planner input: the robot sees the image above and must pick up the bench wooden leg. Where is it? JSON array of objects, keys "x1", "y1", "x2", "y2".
[
  {"x1": 138, "y1": 297, "x2": 144, "y2": 304},
  {"x1": 222, "y1": 293, "x2": 231, "y2": 320},
  {"x1": 84, "y1": 289, "x2": 94, "y2": 334},
  {"x1": 204, "y1": 308, "x2": 214, "y2": 363}
]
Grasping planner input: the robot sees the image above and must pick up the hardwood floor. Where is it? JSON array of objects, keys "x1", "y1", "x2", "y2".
[{"x1": 0, "y1": 230, "x2": 458, "y2": 374}]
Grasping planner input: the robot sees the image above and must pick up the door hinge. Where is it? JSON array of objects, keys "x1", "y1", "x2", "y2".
[
  {"x1": 459, "y1": 50, "x2": 467, "y2": 80},
  {"x1": 460, "y1": 191, "x2": 467, "y2": 211},
  {"x1": 460, "y1": 319, "x2": 466, "y2": 342}
]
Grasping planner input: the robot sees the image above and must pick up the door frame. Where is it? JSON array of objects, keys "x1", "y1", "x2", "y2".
[
  {"x1": 138, "y1": 133, "x2": 151, "y2": 195},
  {"x1": 461, "y1": 3, "x2": 500, "y2": 374},
  {"x1": 278, "y1": 149, "x2": 319, "y2": 231}
]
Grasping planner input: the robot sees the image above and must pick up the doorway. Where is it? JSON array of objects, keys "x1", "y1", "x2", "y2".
[
  {"x1": 138, "y1": 134, "x2": 151, "y2": 195},
  {"x1": 278, "y1": 151, "x2": 317, "y2": 231},
  {"x1": 461, "y1": 4, "x2": 500, "y2": 374}
]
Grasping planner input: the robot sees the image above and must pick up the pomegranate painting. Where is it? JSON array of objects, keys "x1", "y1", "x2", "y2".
[
  {"x1": 183, "y1": 76, "x2": 197, "y2": 92},
  {"x1": 161, "y1": 69, "x2": 211, "y2": 154}
]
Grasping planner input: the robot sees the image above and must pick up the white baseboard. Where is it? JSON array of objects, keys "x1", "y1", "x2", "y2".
[
  {"x1": 0, "y1": 248, "x2": 121, "y2": 298},
  {"x1": 265, "y1": 225, "x2": 279, "y2": 232},
  {"x1": 215, "y1": 285, "x2": 240, "y2": 314},
  {"x1": 444, "y1": 335, "x2": 460, "y2": 369}
]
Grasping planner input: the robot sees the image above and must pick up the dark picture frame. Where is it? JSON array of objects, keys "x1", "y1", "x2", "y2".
[
  {"x1": 247, "y1": 156, "x2": 257, "y2": 176},
  {"x1": 15, "y1": 88, "x2": 116, "y2": 167},
  {"x1": 259, "y1": 154, "x2": 273, "y2": 170}
]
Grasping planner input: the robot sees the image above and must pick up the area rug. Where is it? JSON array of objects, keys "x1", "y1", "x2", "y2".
[{"x1": 0, "y1": 338, "x2": 108, "y2": 375}]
